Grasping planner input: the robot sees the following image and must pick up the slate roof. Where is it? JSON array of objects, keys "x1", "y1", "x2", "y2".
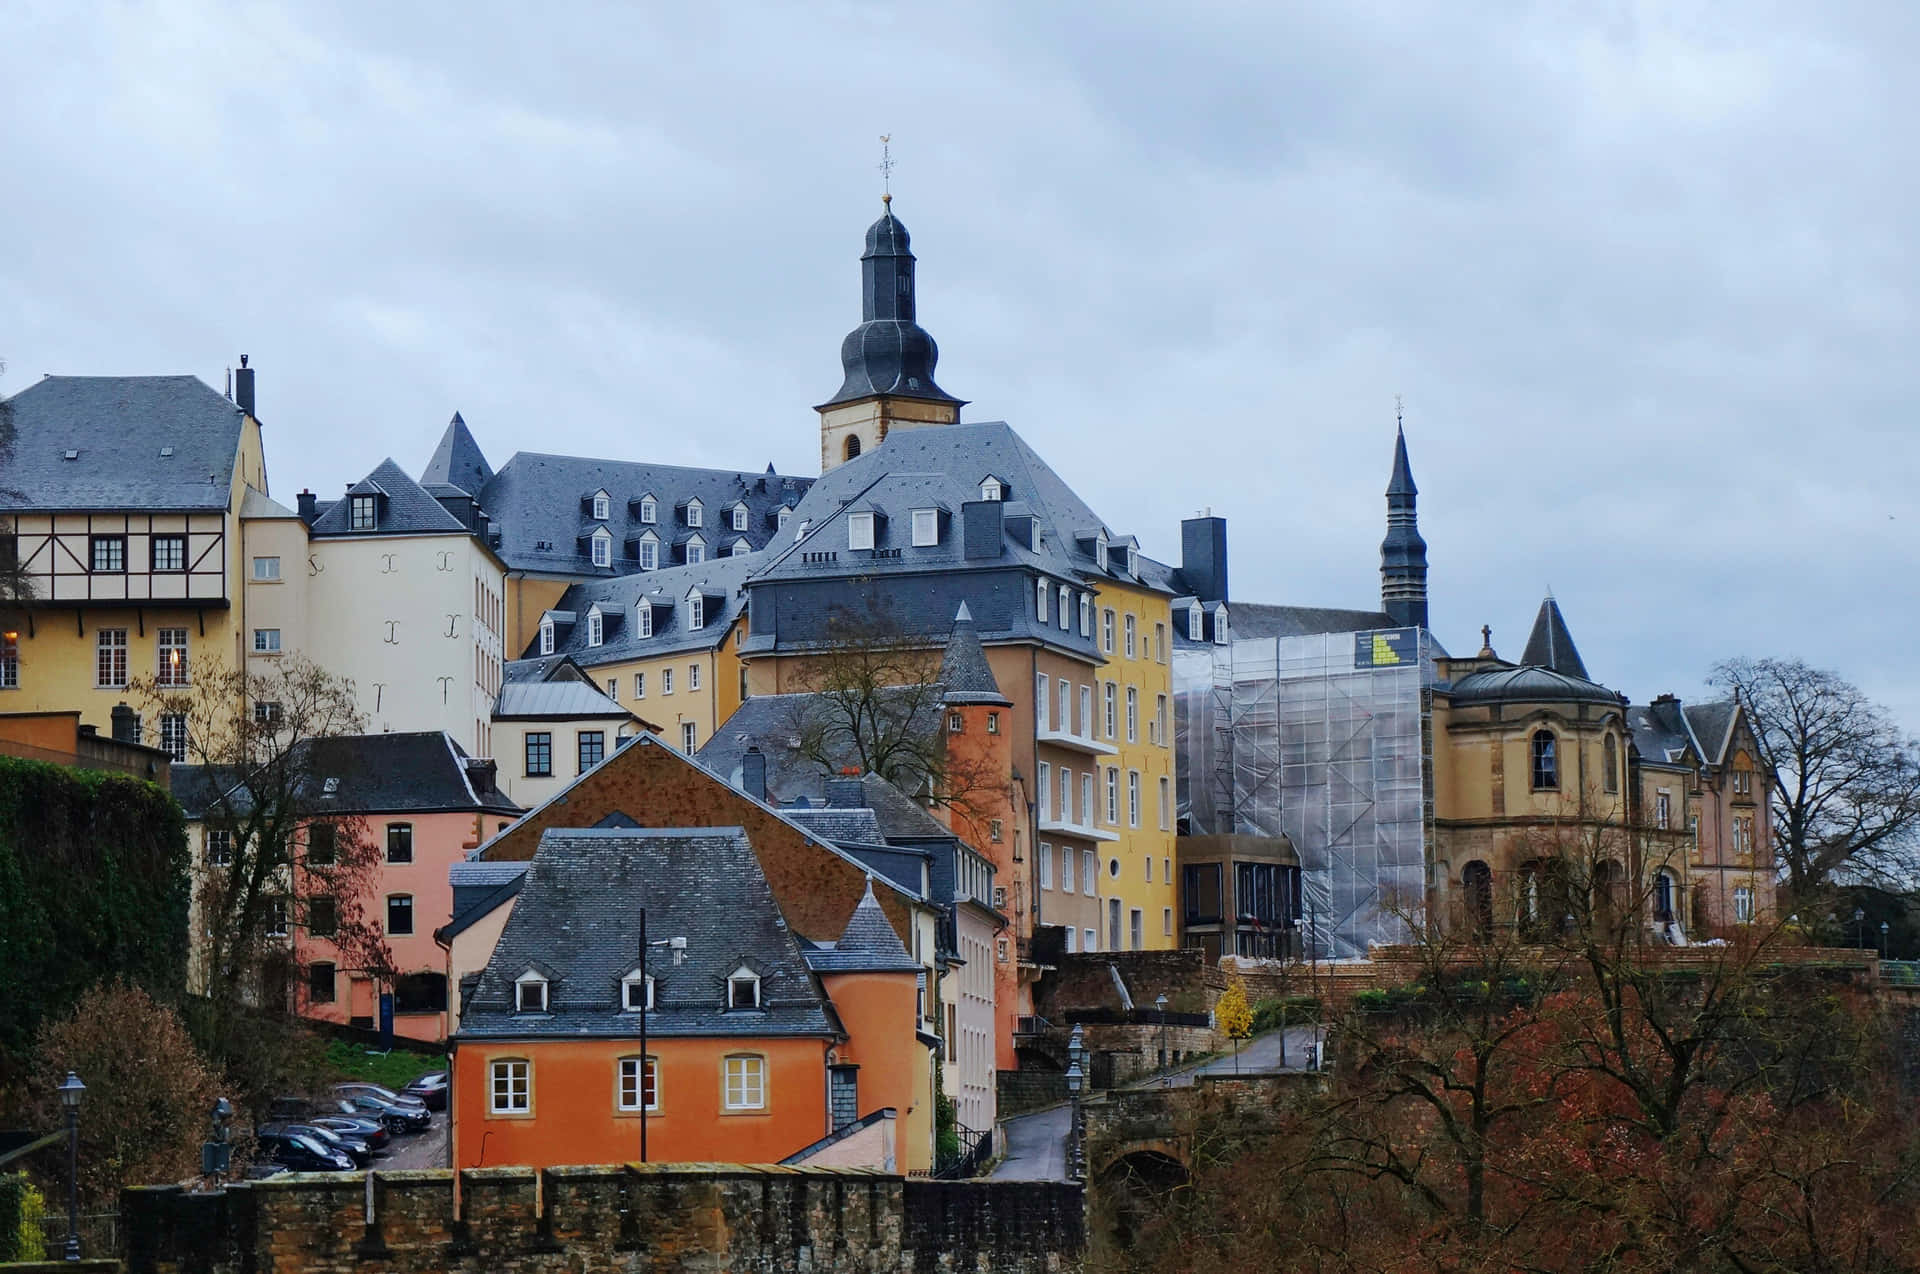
[
  {"x1": 1627, "y1": 698, "x2": 1695, "y2": 766},
  {"x1": 503, "y1": 654, "x2": 589, "y2": 684},
  {"x1": 456, "y1": 827, "x2": 837, "y2": 1041},
  {"x1": 535, "y1": 551, "x2": 756, "y2": 663},
  {"x1": 459, "y1": 450, "x2": 813, "y2": 578},
  {"x1": 420, "y1": 413, "x2": 494, "y2": 497},
  {"x1": 938, "y1": 602, "x2": 1011, "y2": 706},
  {"x1": 240, "y1": 488, "x2": 303, "y2": 520},
  {"x1": 821, "y1": 209, "x2": 962, "y2": 409},
  {"x1": 1684, "y1": 701, "x2": 1739, "y2": 764},
  {"x1": 173, "y1": 731, "x2": 521, "y2": 818},
  {"x1": 493, "y1": 679, "x2": 634, "y2": 721},
  {"x1": 1447, "y1": 665, "x2": 1621, "y2": 708},
  {"x1": 0, "y1": 375, "x2": 247, "y2": 512},
  {"x1": 804, "y1": 879, "x2": 922, "y2": 973},
  {"x1": 784, "y1": 807, "x2": 888, "y2": 845},
  {"x1": 446, "y1": 861, "x2": 528, "y2": 938},
  {"x1": 1218, "y1": 603, "x2": 1397, "y2": 642},
  {"x1": 309, "y1": 458, "x2": 472, "y2": 537},
  {"x1": 1520, "y1": 596, "x2": 1591, "y2": 681}
]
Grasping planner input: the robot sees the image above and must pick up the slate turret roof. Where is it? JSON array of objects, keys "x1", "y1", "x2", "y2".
[
  {"x1": 0, "y1": 375, "x2": 248, "y2": 512},
  {"x1": 937, "y1": 602, "x2": 1011, "y2": 706},
  {"x1": 821, "y1": 207, "x2": 962, "y2": 409},
  {"x1": 421, "y1": 412, "x2": 494, "y2": 497},
  {"x1": 1519, "y1": 596, "x2": 1591, "y2": 681},
  {"x1": 456, "y1": 827, "x2": 836, "y2": 1041},
  {"x1": 804, "y1": 877, "x2": 922, "y2": 973}
]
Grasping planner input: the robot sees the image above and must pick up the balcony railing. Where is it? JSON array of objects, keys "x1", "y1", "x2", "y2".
[
  {"x1": 1035, "y1": 725, "x2": 1117, "y2": 756},
  {"x1": 1036, "y1": 813, "x2": 1119, "y2": 842}
]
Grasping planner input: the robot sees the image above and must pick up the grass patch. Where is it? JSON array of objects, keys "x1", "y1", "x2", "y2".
[{"x1": 321, "y1": 1039, "x2": 444, "y2": 1090}]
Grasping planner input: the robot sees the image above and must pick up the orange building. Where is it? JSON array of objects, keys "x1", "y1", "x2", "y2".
[{"x1": 451, "y1": 827, "x2": 928, "y2": 1171}]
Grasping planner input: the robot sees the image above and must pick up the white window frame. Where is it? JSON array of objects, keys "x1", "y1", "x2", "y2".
[
  {"x1": 723, "y1": 1054, "x2": 766, "y2": 1110},
  {"x1": 1124, "y1": 614, "x2": 1136, "y2": 658},
  {"x1": 777, "y1": 506, "x2": 792, "y2": 530},
  {"x1": 689, "y1": 662, "x2": 702, "y2": 691},
  {"x1": 1104, "y1": 682, "x2": 1117, "y2": 738},
  {"x1": 591, "y1": 532, "x2": 611, "y2": 568},
  {"x1": 730, "y1": 538, "x2": 751, "y2": 557},
  {"x1": 1128, "y1": 770, "x2": 1141, "y2": 828},
  {"x1": 688, "y1": 594, "x2": 705, "y2": 631},
  {"x1": 848, "y1": 511, "x2": 876, "y2": 550},
  {"x1": 685, "y1": 536, "x2": 706, "y2": 564},
  {"x1": 157, "y1": 627, "x2": 190, "y2": 687},
  {"x1": 1062, "y1": 843, "x2": 1075, "y2": 893},
  {"x1": 980, "y1": 478, "x2": 1002, "y2": 501},
  {"x1": 1037, "y1": 761, "x2": 1051, "y2": 820},
  {"x1": 1058, "y1": 586, "x2": 1071, "y2": 630},
  {"x1": 1095, "y1": 533, "x2": 1108, "y2": 571},
  {"x1": 1079, "y1": 594, "x2": 1092, "y2": 638},
  {"x1": 1213, "y1": 604, "x2": 1229, "y2": 645},
  {"x1": 1101, "y1": 609, "x2": 1115, "y2": 653},
  {"x1": 663, "y1": 667, "x2": 675, "y2": 694},
  {"x1": 1036, "y1": 579, "x2": 1049, "y2": 622},
  {"x1": 515, "y1": 974, "x2": 549, "y2": 1014},
  {"x1": 639, "y1": 496, "x2": 657, "y2": 524},
  {"x1": 592, "y1": 491, "x2": 610, "y2": 521},
  {"x1": 1084, "y1": 850, "x2": 1096, "y2": 896},
  {"x1": 1159, "y1": 776, "x2": 1171, "y2": 830},
  {"x1": 587, "y1": 608, "x2": 604, "y2": 647},
  {"x1": 1038, "y1": 841, "x2": 1053, "y2": 891},
  {"x1": 634, "y1": 671, "x2": 647, "y2": 698},
  {"x1": 160, "y1": 713, "x2": 189, "y2": 763},
  {"x1": 621, "y1": 972, "x2": 655, "y2": 1012},
  {"x1": 490, "y1": 1058, "x2": 531, "y2": 1114},
  {"x1": 1733, "y1": 887, "x2": 1755, "y2": 923},
  {"x1": 1126, "y1": 687, "x2": 1139, "y2": 742},
  {"x1": 252, "y1": 556, "x2": 281, "y2": 581},
  {"x1": 726, "y1": 966, "x2": 762, "y2": 1011},
  {"x1": 636, "y1": 604, "x2": 653, "y2": 638},
  {"x1": 911, "y1": 508, "x2": 938, "y2": 547},
  {"x1": 0, "y1": 633, "x2": 16, "y2": 690},
  {"x1": 1035, "y1": 674, "x2": 1049, "y2": 730},
  {"x1": 685, "y1": 499, "x2": 703, "y2": 528},
  {"x1": 638, "y1": 535, "x2": 659, "y2": 570},
  {"x1": 1105, "y1": 768, "x2": 1119, "y2": 825},
  {"x1": 680, "y1": 720, "x2": 696, "y2": 752},
  {"x1": 1188, "y1": 602, "x2": 1204, "y2": 641},
  {"x1": 732, "y1": 504, "x2": 748, "y2": 532},
  {"x1": 539, "y1": 620, "x2": 555, "y2": 655},
  {"x1": 96, "y1": 629, "x2": 129, "y2": 687},
  {"x1": 253, "y1": 628, "x2": 281, "y2": 654},
  {"x1": 618, "y1": 1055, "x2": 659, "y2": 1112}
]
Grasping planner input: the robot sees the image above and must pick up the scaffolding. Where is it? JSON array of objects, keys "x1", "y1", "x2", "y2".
[{"x1": 1176, "y1": 628, "x2": 1434, "y2": 959}]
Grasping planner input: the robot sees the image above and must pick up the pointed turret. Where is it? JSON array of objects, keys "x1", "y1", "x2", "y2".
[
  {"x1": 421, "y1": 411, "x2": 493, "y2": 496},
  {"x1": 829, "y1": 877, "x2": 922, "y2": 972},
  {"x1": 1379, "y1": 425, "x2": 1429, "y2": 629},
  {"x1": 1520, "y1": 595, "x2": 1591, "y2": 681},
  {"x1": 939, "y1": 602, "x2": 1012, "y2": 707}
]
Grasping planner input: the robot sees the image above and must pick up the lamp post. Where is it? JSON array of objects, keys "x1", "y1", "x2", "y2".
[
  {"x1": 1881, "y1": 921, "x2": 1891, "y2": 960},
  {"x1": 58, "y1": 1071, "x2": 85, "y2": 1262},
  {"x1": 1067, "y1": 1024, "x2": 1086, "y2": 1181},
  {"x1": 1855, "y1": 908, "x2": 1866, "y2": 949},
  {"x1": 635, "y1": 909, "x2": 687, "y2": 1164},
  {"x1": 1155, "y1": 993, "x2": 1169, "y2": 1080}
]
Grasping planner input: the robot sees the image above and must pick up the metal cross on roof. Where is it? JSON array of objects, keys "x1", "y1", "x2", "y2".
[{"x1": 879, "y1": 134, "x2": 894, "y2": 206}]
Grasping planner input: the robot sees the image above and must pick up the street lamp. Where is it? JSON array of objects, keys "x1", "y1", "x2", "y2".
[
  {"x1": 1155, "y1": 993, "x2": 1169, "y2": 1079},
  {"x1": 1064, "y1": 1061, "x2": 1084, "y2": 1181},
  {"x1": 57, "y1": 1071, "x2": 85, "y2": 1263},
  {"x1": 635, "y1": 908, "x2": 687, "y2": 1165},
  {"x1": 1881, "y1": 921, "x2": 1891, "y2": 960},
  {"x1": 1855, "y1": 908, "x2": 1866, "y2": 949}
]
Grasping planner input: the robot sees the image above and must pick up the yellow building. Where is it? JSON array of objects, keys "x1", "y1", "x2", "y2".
[{"x1": 0, "y1": 369, "x2": 269, "y2": 753}]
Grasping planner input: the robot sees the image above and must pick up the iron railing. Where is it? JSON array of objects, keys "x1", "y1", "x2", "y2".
[{"x1": 934, "y1": 1128, "x2": 994, "y2": 1179}]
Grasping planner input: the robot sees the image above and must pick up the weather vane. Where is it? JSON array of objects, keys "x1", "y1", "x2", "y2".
[
  {"x1": 1395, "y1": 393, "x2": 1404, "y2": 430},
  {"x1": 879, "y1": 134, "x2": 894, "y2": 206}
]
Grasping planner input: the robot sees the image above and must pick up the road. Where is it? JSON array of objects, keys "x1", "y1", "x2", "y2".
[
  {"x1": 990, "y1": 1102, "x2": 1071, "y2": 1180},
  {"x1": 1156, "y1": 1025, "x2": 1324, "y2": 1086},
  {"x1": 376, "y1": 1113, "x2": 448, "y2": 1170}
]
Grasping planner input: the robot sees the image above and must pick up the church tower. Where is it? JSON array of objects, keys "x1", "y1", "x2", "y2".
[
  {"x1": 1380, "y1": 424, "x2": 1429, "y2": 629},
  {"x1": 817, "y1": 199, "x2": 965, "y2": 473}
]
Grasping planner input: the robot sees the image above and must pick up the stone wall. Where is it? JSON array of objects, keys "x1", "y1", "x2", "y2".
[
  {"x1": 998, "y1": 1068, "x2": 1068, "y2": 1117},
  {"x1": 1034, "y1": 950, "x2": 1221, "y2": 1018},
  {"x1": 123, "y1": 1164, "x2": 1083, "y2": 1274}
]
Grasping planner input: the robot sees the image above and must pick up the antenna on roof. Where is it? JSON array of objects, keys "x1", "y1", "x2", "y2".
[{"x1": 878, "y1": 134, "x2": 894, "y2": 207}]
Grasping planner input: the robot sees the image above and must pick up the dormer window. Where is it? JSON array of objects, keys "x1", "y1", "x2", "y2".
[
  {"x1": 688, "y1": 594, "x2": 706, "y2": 631},
  {"x1": 1126, "y1": 544, "x2": 1138, "y2": 576},
  {"x1": 1058, "y1": 586, "x2": 1071, "y2": 630},
  {"x1": 1095, "y1": 532, "x2": 1109, "y2": 571},
  {"x1": 638, "y1": 533, "x2": 659, "y2": 571},
  {"x1": 727, "y1": 966, "x2": 762, "y2": 1010},
  {"x1": 590, "y1": 528, "x2": 612, "y2": 568},
  {"x1": 591, "y1": 490, "x2": 611, "y2": 521},
  {"x1": 636, "y1": 603, "x2": 654, "y2": 638},
  {"x1": 350, "y1": 495, "x2": 377, "y2": 531},
  {"x1": 587, "y1": 607, "x2": 604, "y2": 648},
  {"x1": 731, "y1": 504, "x2": 748, "y2": 532},
  {"x1": 1213, "y1": 604, "x2": 1229, "y2": 645},
  {"x1": 515, "y1": 972, "x2": 549, "y2": 1013},
  {"x1": 729, "y1": 538, "x2": 751, "y2": 557},
  {"x1": 849, "y1": 511, "x2": 876, "y2": 550},
  {"x1": 777, "y1": 507, "x2": 792, "y2": 530},
  {"x1": 911, "y1": 509, "x2": 939, "y2": 547},
  {"x1": 1036, "y1": 578, "x2": 1049, "y2": 622},
  {"x1": 685, "y1": 536, "x2": 706, "y2": 564},
  {"x1": 639, "y1": 497, "x2": 657, "y2": 525},
  {"x1": 685, "y1": 499, "x2": 704, "y2": 528},
  {"x1": 539, "y1": 619, "x2": 555, "y2": 655},
  {"x1": 980, "y1": 478, "x2": 1003, "y2": 501},
  {"x1": 1080, "y1": 595, "x2": 1093, "y2": 639},
  {"x1": 1187, "y1": 602, "x2": 1204, "y2": 642},
  {"x1": 621, "y1": 971, "x2": 655, "y2": 1012}
]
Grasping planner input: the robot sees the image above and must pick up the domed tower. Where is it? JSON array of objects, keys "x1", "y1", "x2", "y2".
[
  {"x1": 1380, "y1": 424, "x2": 1429, "y2": 629},
  {"x1": 817, "y1": 199, "x2": 965, "y2": 472}
]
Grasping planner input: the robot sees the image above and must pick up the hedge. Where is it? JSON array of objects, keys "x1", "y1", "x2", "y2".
[{"x1": 0, "y1": 755, "x2": 190, "y2": 1057}]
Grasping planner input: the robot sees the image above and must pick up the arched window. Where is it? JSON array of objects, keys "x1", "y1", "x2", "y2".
[
  {"x1": 1603, "y1": 735, "x2": 1619, "y2": 794},
  {"x1": 844, "y1": 435, "x2": 862, "y2": 461},
  {"x1": 1653, "y1": 871, "x2": 1676, "y2": 923},
  {"x1": 1530, "y1": 730, "x2": 1558, "y2": 790},
  {"x1": 1462, "y1": 861, "x2": 1493, "y2": 938}
]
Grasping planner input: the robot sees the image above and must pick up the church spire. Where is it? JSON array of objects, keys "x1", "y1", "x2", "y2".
[{"x1": 1380, "y1": 420, "x2": 1429, "y2": 629}]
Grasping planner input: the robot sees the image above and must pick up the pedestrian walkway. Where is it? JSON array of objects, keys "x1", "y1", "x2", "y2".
[
  {"x1": 990, "y1": 1103, "x2": 1071, "y2": 1180},
  {"x1": 1147, "y1": 1025, "x2": 1323, "y2": 1088}
]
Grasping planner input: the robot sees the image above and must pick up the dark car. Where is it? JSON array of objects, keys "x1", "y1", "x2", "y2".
[
  {"x1": 334, "y1": 1082, "x2": 426, "y2": 1109},
  {"x1": 402, "y1": 1071, "x2": 449, "y2": 1111},
  {"x1": 333, "y1": 1090, "x2": 430, "y2": 1135},
  {"x1": 309, "y1": 1112, "x2": 390, "y2": 1152},
  {"x1": 258, "y1": 1130, "x2": 355, "y2": 1173},
  {"x1": 258, "y1": 1121, "x2": 373, "y2": 1167}
]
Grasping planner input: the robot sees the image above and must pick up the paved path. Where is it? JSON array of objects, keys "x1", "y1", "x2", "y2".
[
  {"x1": 1152, "y1": 1026, "x2": 1324, "y2": 1087},
  {"x1": 990, "y1": 1103, "x2": 1071, "y2": 1180},
  {"x1": 379, "y1": 1114, "x2": 448, "y2": 1170}
]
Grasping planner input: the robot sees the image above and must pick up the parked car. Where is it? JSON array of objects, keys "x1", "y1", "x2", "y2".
[
  {"x1": 334, "y1": 1082, "x2": 427, "y2": 1110},
  {"x1": 332, "y1": 1090, "x2": 431, "y2": 1135},
  {"x1": 258, "y1": 1121, "x2": 373, "y2": 1167},
  {"x1": 402, "y1": 1071, "x2": 449, "y2": 1111},
  {"x1": 308, "y1": 1113, "x2": 391, "y2": 1152},
  {"x1": 244, "y1": 1162, "x2": 289, "y2": 1181},
  {"x1": 258, "y1": 1131, "x2": 355, "y2": 1173}
]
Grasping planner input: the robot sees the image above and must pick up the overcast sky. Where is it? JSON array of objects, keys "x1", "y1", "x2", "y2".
[{"x1": 4, "y1": 2, "x2": 1916, "y2": 727}]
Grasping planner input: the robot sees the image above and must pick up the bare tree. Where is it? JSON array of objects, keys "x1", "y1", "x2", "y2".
[
  {"x1": 132, "y1": 655, "x2": 393, "y2": 1054},
  {"x1": 1712, "y1": 656, "x2": 1920, "y2": 898}
]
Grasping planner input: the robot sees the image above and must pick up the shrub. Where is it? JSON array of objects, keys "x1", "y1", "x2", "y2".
[{"x1": 0, "y1": 1174, "x2": 47, "y2": 1262}]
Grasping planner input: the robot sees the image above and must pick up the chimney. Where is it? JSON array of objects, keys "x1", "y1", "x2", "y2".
[
  {"x1": 825, "y1": 775, "x2": 865, "y2": 809},
  {"x1": 297, "y1": 489, "x2": 318, "y2": 524},
  {"x1": 962, "y1": 499, "x2": 1004, "y2": 560},
  {"x1": 234, "y1": 355, "x2": 256, "y2": 417},
  {"x1": 741, "y1": 747, "x2": 768, "y2": 802},
  {"x1": 464, "y1": 757, "x2": 498, "y2": 796},
  {"x1": 1181, "y1": 513, "x2": 1229, "y2": 603},
  {"x1": 110, "y1": 702, "x2": 141, "y2": 746}
]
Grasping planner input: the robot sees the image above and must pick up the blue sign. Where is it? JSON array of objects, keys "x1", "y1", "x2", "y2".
[{"x1": 1354, "y1": 628, "x2": 1419, "y2": 668}]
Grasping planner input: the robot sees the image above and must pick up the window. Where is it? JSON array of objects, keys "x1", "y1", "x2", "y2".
[
  {"x1": 0, "y1": 633, "x2": 15, "y2": 690},
  {"x1": 1106, "y1": 768, "x2": 1120, "y2": 824},
  {"x1": 1154, "y1": 622, "x2": 1167, "y2": 662},
  {"x1": 1061, "y1": 843, "x2": 1075, "y2": 893},
  {"x1": 732, "y1": 505, "x2": 748, "y2": 532},
  {"x1": 685, "y1": 538, "x2": 705, "y2": 564},
  {"x1": 1059, "y1": 681, "x2": 1072, "y2": 735},
  {"x1": 730, "y1": 538, "x2": 750, "y2": 557},
  {"x1": 1159, "y1": 777, "x2": 1171, "y2": 830},
  {"x1": 639, "y1": 496, "x2": 657, "y2": 524},
  {"x1": 689, "y1": 663, "x2": 701, "y2": 691},
  {"x1": 578, "y1": 730, "x2": 605, "y2": 772},
  {"x1": 635, "y1": 603, "x2": 654, "y2": 638},
  {"x1": 777, "y1": 506, "x2": 792, "y2": 530},
  {"x1": 723, "y1": 1054, "x2": 766, "y2": 1109},
  {"x1": 592, "y1": 492, "x2": 610, "y2": 520},
  {"x1": 1124, "y1": 614, "x2": 1136, "y2": 658},
  {"x1": 1058, "y1": 768, "x2": 1072, "y2": 822},
  {"x1": 265, "y1": 896, "x2": 290, "y2": 937},
  {"x1": 1187, "y1": 602, "x2": 1204, "y2": 641},
  {"x1": 387, "y1": 894, "x2": 414, "y2": 936},
  {"x1": 1733, "y1": 815, "x2": 1755, "y2": 858},
  {"x1": 538, "y1": 620, "x2": 555, "y2": 655},
  {"x1": 688, "y1": 595, "x2": 705, "y2": 630},
  {"x1": 1084, "y1": 927, "x2": 1098, "y2": 952},
  {"x1": 987, "y1": 711, "x2": 999, "y2": 735},
  {"x1": 254, "y1": 701, "x2": 282, "y2": 725},
  {"x1": 1084, "y1": 850, "x2": 1096, "y2": 896},
  {"x1": 253, "y1": 628, "x2": 282, "y2": 653},
  {"x1": 1101, "y1": 682, "x2": 1117, "y2": 738},
  {"x1": 639, "y1": 538, "x2": 659, "y2": 570},
  {"x1": 1058, "y1": 586, "x2": 1071, "y2": 629},
  {"x1": 1655, "y1": 790, "x2": 1672, "y2": 830},
  {"x1": 1037, "y1": 762, "x2": 1051, "y2": 819},
  {"x1": 1145, "y1": 855, "x2": 1152, "y2": 882},
  {"x1": 685, "y1": 500, "x2": 703, "y2": 528},
  {"x1": 848, "y1": 511, "x2": 876, "y2": 550},
  {"x1": 1038, "y1": 842, "x2": 1053, "y2": 890},
  {"x1": 727, "y1": 967, "x2": 762, "y2": 1010},
  {"x1": 386, "y1": 823, "x2": 413, "y2": 863},
  {"x1": 90, "y1": 535, "x2": 125, "y2": 573},
  {"x1": 1079, "y1": 594, "x2": 1092, "y2": 637},
  {"x1": 1653, "y1": 872, "x2": 1676, "y2": 923},
  {"x1": 622, "y1": 973, "x2": 655, "y2": 1012},
  {"x1": 1082, "y1": 773, "x2": 1093, "y2": 828},
  {"x1": 525, "y1": 732, "x2": 553, "y2": 777},
  {"x1": 586, "y1": 609, "x2": 603, "y2": 647},
  {"x1": 1131, "y1": 908, "x2": 1143, "y2": 951},
  {"x1": 911, "y1": 509, "x2": 938, "y2": 546},
  {"x1": 989, "y1": 817, "x2": 1003, "y2": 842},
  {"x1": 1079, "y1": 685, "x2": 1092, "y2": 739},
  {"x1": 206, "y1": 828, "x2": 233, "y2": 867},
  {"x1": 157, "y1": 713, "x2": 188, "y2": 762},
  {"x1": 151, "y1": 535, "x2": 185, "y2": 572},
  {"x1": 95, "y1": 629, "x2": 128, "y2": 687},
  {"x1": 1064, "y1": 927, "x2": 1076, "y2": 954},
  {"x1": 949, "y1": 711, "x2": 964, "y2": 734},
  {"x1": 1733, "y1": 768, "x2": 1754, "y2": 796},
  {"x1": 490, "y1": 1059, "x2": 531, "y2": 1113},
  {"x1": 1095, "y1": 534, "x2": 1108, "y2": 571},
  {"x1": 606, "y1": 677, "x2": 618, "y2": 700},
  {"x1": 680, "y1": 721, "x2": 696, "y2": 752},
  {"x1": 1036, "y1": 579, "x2": 1049, "y2": 622},
  {"x1": 349, "y1": 495, "x2": 377, "y2": 530},
  {"x1": 157, "y1": 628, "x2": 189, "y2": 686},
  {"x1": 1214, "y1": 606, "x2": 1229, "y2": 644},
  {"x1": 1184, "y1": 864, "x2": 1223, "y2": 923},
  {"x1": 1101, "y1": 609, "x2": 1115, "y2": 653},
  {"x1": 515, "y1": 976, "x2": 548, "y2": 1013},
  {"x1": 308, "y1": 896, "x2": 337, "y2": 938},
  {"x1": 1126, "y1": 687, "x2": 1138, "y2": 742},
  {"x1": 1603, "y1": 735, "x2": 1619, "y2": 793},
  {"x1": 1164, "y1": 907, "x2": 1174, "y2": 936},
  {"x1": 1733, "y1": 886, "x2": 1755, "y2": 923},
  {"x1": 309, "y1": 963, "x2": 337, "y2": 1004},
  {"x1": 634, "y1": 671, "x2": 647, "y2": 698},
  {"x1": 663, "y1": 667, "x2": 675, "y2": 694},
  {"x1": 591, "y1": 534, "x2": 611, "y2": 568},
  {"x1": 1035, "y1": 674, "x2": 1049, "y2": 730},
  {"x1": 1154, "y1": 695, "x2": 1168, "y2": 746},
  {"x1": 1128, "y1": 770, "x2": 1141, "y2": 828},
  {"x1": 1530, "y1": 730, "x2": 1558, "y2": 790},
  {"x1": 618, "y1": 1056, "x2": 659, "y2": 1111}
]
